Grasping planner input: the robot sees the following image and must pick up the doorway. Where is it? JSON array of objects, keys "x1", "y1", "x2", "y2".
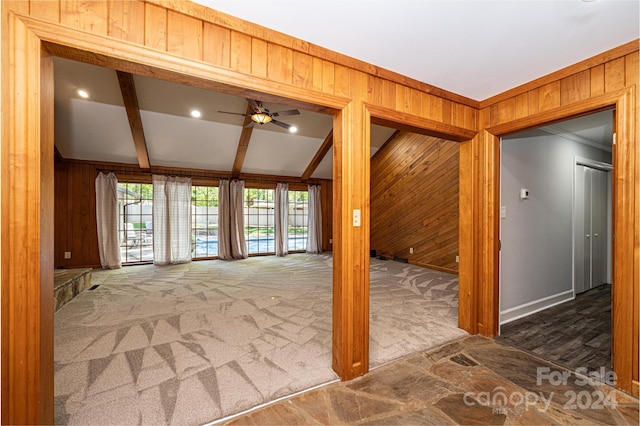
[{"x1": 497, "y1": 110, "x2": 614, "y2": 373}]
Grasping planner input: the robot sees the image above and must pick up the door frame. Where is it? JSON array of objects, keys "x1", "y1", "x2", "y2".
[{"x1": 483, "y1": 88, "x2": 637, "y2": 393}]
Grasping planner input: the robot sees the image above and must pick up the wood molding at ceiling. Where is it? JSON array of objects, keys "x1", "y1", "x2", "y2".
[
  {"x1": 116, "y1": 70, "x2": 151, "y2": 169},
  {"x1": 231, "y1": 103, "x2": 255, "y2": 177},
  {"x1": 301, "y1": 129, "x2": 333, "y2": 180}
]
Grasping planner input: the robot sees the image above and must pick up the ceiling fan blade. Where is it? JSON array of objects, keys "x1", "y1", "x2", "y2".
[
  {"x1": 247, "y1": 99, "x2": 261, "y2": 114},
  {"x1": 218, "y1": 110, "x2": 249, "y2": 116},
  {"x1": 271, "y1": 119, "x2": 292, "y2": 130},
  {"x1": 272, "y1": 109, "x2": 300, "y2": 117},
  {"x1": 244, "y1": 121, "x2": 256, "y2": 129}
]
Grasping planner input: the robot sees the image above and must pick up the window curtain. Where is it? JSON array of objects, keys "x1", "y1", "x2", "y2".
[
  {"x1": 218, "y1": 179, "x2": 248, "y2": 260},
  {"x1": 275, "y1": 183, "x2": 289, "y2": 257},
  {"x1": 95, "y1": 172, "x2": 122, "y2": 269},
  {"x1": 307, "y1": 184, "x2": 323, "y2": 253},
  {"x1": 152, "y1": 175, "x2": 192, "y2": 265}
]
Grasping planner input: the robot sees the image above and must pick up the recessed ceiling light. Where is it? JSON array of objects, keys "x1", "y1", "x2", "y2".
[
  {"x1": 289, "y1": 126, "x2": 298, "y2": 133},
  {"x1": 77, "y1": 89, "x2": 89, "y2": 99},
  {"x1": 191, "y1": 110, "x2": 201, "y2": 118}
]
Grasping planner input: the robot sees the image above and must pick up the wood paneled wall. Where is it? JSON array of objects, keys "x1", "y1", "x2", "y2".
[
  {"x1": 54, "y1": 159, "x2": 334, "y2": 269},
  {"x1": 371, "y1": 133, "x2": 459, "y2": 273},
  {"x1": 459, "y1": 40, "x2": 639, "y2": 393}
]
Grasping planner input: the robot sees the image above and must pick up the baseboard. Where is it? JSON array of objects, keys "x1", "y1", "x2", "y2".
[
  {"x1": 500, "y1": 290, "x2": 574, "y2": 325},
  {"x1": 409, "y1": 261, "x2": 458, "y2": 275}
]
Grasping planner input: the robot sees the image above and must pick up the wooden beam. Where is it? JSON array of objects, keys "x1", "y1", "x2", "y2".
[
  {"x1": 301, "y1": 129, "x2": 333, "y2": 180},
  {"x1": 116, "y1": 71, "x2": 150, "y2": 169},
  {"x1": 231, "y1": 103, "x2": 255, "y2": 177}
]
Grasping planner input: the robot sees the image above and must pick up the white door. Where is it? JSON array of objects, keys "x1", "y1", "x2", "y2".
[{"x1": 575, "y1": 164, "x2": 610, "y2": 294}]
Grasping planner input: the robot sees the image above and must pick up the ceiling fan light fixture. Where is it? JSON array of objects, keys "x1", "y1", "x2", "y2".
[
  {"x1": 289, "y1": 126, "x2": 298, "y2": 133},
  {"x1": 251, "y1": 112, "x2": 272, "y2": 124}
]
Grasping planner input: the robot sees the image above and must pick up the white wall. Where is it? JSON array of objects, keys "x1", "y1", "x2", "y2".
[{"x1": 500, "y1": 129, "x2": 611, "y2": 323}]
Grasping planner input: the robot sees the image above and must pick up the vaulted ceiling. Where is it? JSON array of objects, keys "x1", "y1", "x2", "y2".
[{"x1": 55, "y1": 1, "x2": 632, "y2": 176}]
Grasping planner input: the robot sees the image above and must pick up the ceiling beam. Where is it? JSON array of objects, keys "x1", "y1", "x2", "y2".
[
  {"x1": 231, "y1": 103, "x2": 255, "y2": 177},
  {"x1": 301, "y1": 129, "x2": 333, "y2": 180},
  {"x1": 116, "y1": 71, "x2": 150, "y2": 169}
]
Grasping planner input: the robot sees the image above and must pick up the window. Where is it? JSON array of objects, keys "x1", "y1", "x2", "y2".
[
  {"x1": 117, "y1": 183, "x2": 153, "y2": 263},
  {"x1": 192, "y1": 186, "x2": 219, "y2": 258},
  {"x1": 244, "y1": 188, "x2": 275, "y2": 254},
  {"x1": 288, "y1": 190, "x2": 308, "y2": 252}
]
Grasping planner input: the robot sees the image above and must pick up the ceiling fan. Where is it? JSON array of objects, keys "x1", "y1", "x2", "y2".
[{"x1": 218, "y1": 99, "x2": 300, "y2": 132}]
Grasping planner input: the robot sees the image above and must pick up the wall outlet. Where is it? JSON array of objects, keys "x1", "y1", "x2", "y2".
[
  {"x1": 409, "y1": 247, "x2": 414, "y2": 254},
  {"x1": 353, "y1": 209, "x2": 361, "y2": 227},
  {"x1": 329, "y1": 238, "x2": 333, "y2": 244},
  {"x1": 456, "y1": 255, "x2": 459, "y2": 263},
  {"x1": 64, "y1": 251, "x2": 71, "y2": 259}
]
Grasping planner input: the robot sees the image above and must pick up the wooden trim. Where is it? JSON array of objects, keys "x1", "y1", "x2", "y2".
[
  {"x1": 367, "y1": 104, "x2": 477, "y2": 142},
  {"x1": 487, "y1": 89, "x2": 628, "y2": 136},
  {"x1": 410, "y1": 261, "x2": 458, "y2": 275},
  {"x1": 301, "y1": 129, "x2": 333, "y2": 180},
  {"x1": 482, "y1": 88, "x2": 637, "y2": 393},
  {"x1": 1, "y1": 12, "x2": 53, "y2": 424},
  {"x1": 116, "y1": 70, "x2": 151, "y2": 169},
  {"x1": 144, "y1": 0, "x2": 480, "y2": 108},
  {"x1": 480, "y1": 40, "x2": 639, "y2": 108},
  {"x1": 231, "y1": 103, "x2": 255, "y2": 176},
  {"x1": 17, "y1": 13, "x2": 348, "y2": 114}
]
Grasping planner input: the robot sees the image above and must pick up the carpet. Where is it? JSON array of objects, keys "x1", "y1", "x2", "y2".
[{"x1": 54, "y1": 253, "x2": 466, "y2": 425}]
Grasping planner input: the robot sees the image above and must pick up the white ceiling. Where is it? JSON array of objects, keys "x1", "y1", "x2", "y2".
[
  {"x1": 55, "y1": 1, "x2": 632, "y2": 176},
  {"x1": 195, "y1": 0, "x2": 639, "y2": 101}
]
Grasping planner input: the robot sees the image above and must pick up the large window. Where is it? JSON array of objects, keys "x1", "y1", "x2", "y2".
[
  {"x1": 244, "y1": 188, "x2": 275, "y2": 254},
  {"x1": 118, "y1": 183, "x2": 154, "y2": 263},
  {"x1": 192, "y1": 186, "x2": 219, "y2": 258},
  {"x1": 288, "y1": 190, "x2": 308, "y2": 251}
]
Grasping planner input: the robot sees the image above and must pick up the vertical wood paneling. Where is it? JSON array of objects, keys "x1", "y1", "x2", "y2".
[
  {"x1": 489, "y1": 104, "x2": 499, "y2": 127},
  {"x1": 29, "y1": 0, "x2": 60, "y2": 21},
  {"x1": 230, "y1": 30, "x2": 251, "y2": 74},
  {"x1": 590, "y1": 64, "x2": 605, "y2": 96},
  {"x1": 60, "y1": 0, "x2": 108, "y2": 35},
  {"x1": 267, "y1": 44, "x2": 293, "y2": 84},
  {"x1": 442, "y1": 99, "x2": 453, "y2": 124},
  {"x1": 334, "y1": 64, "x2": 349, "y2": 98},
  {"x1": 312, "y1": 57, "x2": 323, "y2": 92},
  {"x1": 203, "y1": 23, "x2": 230, "y2": 68},
  {"x1": 527, "y1": 89, "x2": 539, "y2": 115},
  {"x1": 430, "y1": 96, "x2": 443, "y2": 122},
  {"x1": 143, "y1": 2, "x2": 167, "y2": 51},
  {"x1": 498, "y1": 98, "x2": 515, "y2": 124},
  {"x1": 625, "y1": 51, "x2": 639, "y2": 87},
  {"x1": 107, "y1": 0, "x2": 144, "y2": 44},
  {"x1": 560, "y1": 70, "x2": 590, "y2": 105},
  {"x1": 538, "y1": 81, "x2": 561, "y2": 111},
  {"x1": 251, "y1": 38, "x2": 267, "y2": 78},
  {"x1": 605, "y1": 57, "x2": 625, "y2": 93},
  {"x1": 167, "y1": 10, "x2": 202, "y2": 61},
  {"x1": 367, "y1": 74, "x2": 382, "y2": 106},
  {"x1": 321, "y1": 180, "x2": 333, "y2": 251},
  {"x1": 396, "y1": 85, "x2": 410, "y2": 113},
  {"x1": 381, "y1": 79, "x2": 395, "y2": 110},
  {"x1": 514, "y1": 93, "x2": 528, "y2": 119},
  {"x1": 321, "y1": 60, "x2": 335, "y2": 94},
  {"x1": 292, "y1": 51, "x2": 313, "y2": 90},
  {"x1": 371, "y1": 133, "x2": 459, "y2": 273}
]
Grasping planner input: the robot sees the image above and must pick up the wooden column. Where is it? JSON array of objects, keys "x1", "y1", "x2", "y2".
[
  {"x1": 332, "y1": 99, "x2": 370, "y2": 380},
  {"x1": 1, "y1": 12, "x2": 54, "y2": 424}
]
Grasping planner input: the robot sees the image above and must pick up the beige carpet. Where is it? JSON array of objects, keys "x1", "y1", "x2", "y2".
[{"x1": 54, "y1": 253, "x2": 466, "y2": 425}]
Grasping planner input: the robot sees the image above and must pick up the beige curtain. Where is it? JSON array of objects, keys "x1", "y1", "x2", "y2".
[
  {"x1": 218, "y1": 179, "x2": 248, "y2": 260},
  {"x1": 307, "y1": 184, "x2": 322, "y2": 253},
  {"x1": 275, "y1": 183, "x2": 289, "y2": 256},
  {"x1": 152, "y1": 175, "x2": 192, "y2": 265},
  {"x1": 95, "y1": 172, "x2": 122, "y2": 269}
]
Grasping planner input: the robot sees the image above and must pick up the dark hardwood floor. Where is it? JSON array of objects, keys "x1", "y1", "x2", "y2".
[{"x1": 497, "y1": 284, "x2": 611, "y2": 373}]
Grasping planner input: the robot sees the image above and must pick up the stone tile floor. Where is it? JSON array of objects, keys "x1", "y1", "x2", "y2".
[{"x1": 219, "y1": 336, "x2": 638, "y2": 425}]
